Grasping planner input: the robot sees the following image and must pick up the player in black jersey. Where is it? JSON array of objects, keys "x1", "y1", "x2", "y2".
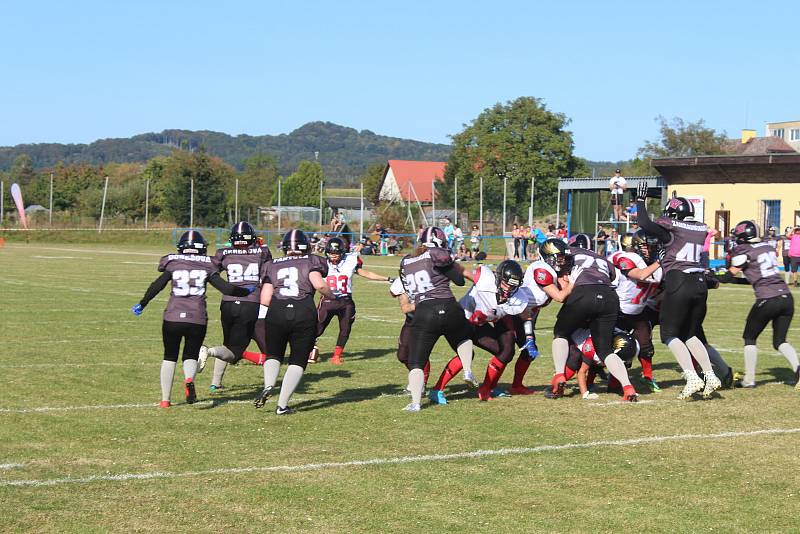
[
  {"x1": 254, "y1": 229, "x2": 336, "y2": 415},
  {"x1": 635, "y1": 182, "x2": 722, "y2": 399}
]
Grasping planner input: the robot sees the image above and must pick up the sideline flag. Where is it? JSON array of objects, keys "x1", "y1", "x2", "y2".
[{"x1": 10, "y1": 183, "x2": 28, "y2": 229}]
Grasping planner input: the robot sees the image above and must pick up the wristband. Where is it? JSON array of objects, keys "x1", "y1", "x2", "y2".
[
  {"x1": 523, "y1": 320, "x2": 533, "y2": 336},
  {"x1": 258, "y1": 305, "x2": 268, "y2": 319}
]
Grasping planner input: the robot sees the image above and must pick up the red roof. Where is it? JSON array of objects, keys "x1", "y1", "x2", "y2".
[{"x1": 384, "y1": 159, "x2": 446, "y2": 202}]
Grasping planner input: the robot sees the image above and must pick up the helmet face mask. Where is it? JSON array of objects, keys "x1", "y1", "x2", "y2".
[
  {"x1": 325, "y1": 237, "x2": 346, "y2": 264},
  {"x1": 631, "y1": 230, "x2": 660, "y2": 263},
  {"x1": 230, "y1": 221, "x2": 256, "y2": 248},
  {"x1": 495, "y1": 260, "x2": 523, "y2": 301},
  {"x1": 178, "y1": 230, "x2": 208, "y2": 256},
  {"x1": 540, "y1": 239, "x2": 572, "y2": 275}
]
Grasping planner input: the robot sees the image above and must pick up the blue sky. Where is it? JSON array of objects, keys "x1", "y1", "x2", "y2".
[{"x1": 1, "y1": 0, "x2": 798, "y2": 161}]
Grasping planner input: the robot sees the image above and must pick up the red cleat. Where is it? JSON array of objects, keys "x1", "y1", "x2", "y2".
[
  {"x1": 509, "y1": 385, "x2": 537, "y2": 396},
  {"x1": 477, "y1": 385, "x2": 492, "y2": 402},
  {"x1": 159, "y1": 400, "x2": 171, "y2": 408},
  {"x1": 622, "y1": 385, "x2": 638, "y2": 402},
  {"x1": 544, "y1": 374, "x2": 566, "y2": 399},
  {"x1": 331, "y1": 353, "x2": 343, "y2": 365}
]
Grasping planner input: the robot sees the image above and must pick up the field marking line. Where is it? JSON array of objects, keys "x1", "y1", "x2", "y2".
[
  {"x1": 0, "y1": 463, "x2": 24, "y2": 470},
  {"x1": 2, "y1": 244, "x2": 163, "y2": 257},
  {"x1": 2, "y1": 427, "x2": 799, "y2": 487}
]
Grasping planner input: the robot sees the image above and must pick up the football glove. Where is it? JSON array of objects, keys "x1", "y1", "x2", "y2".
[
  {"x1": 469, "y1": 310, "x2": 488, "y2": 325},
  {"x1": 244, "y1": 285, "x2": 258, "y2": 295},
  {"x1": 131, "y1": 303, "x2": 143, "y2": 316},
  {"x1": 636, "y1": 181, "x2": 649, "y2": 202},
  {"x1": 523, "y1": 337, "x2": 539, "y2": 360}
]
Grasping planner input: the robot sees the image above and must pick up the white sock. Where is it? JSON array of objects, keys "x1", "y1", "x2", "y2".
[
  {"x1": 778, "y1": 343, "x2": 799, "y2": 372},
  {"x1": 408, "y1": 368, "x2": 424, "y2": 405},
  {"x1": 604, "y1": 354, "x2": 631, "y2": 387},
  {"x1": 160, "y1": 360, "x2": 177, "y2": 402},
  {"x1": 744, "y1": 345, "x2": 758, "y2": 384},
  {"x1": 211, "y1": 359, "x2": 228, "y2": 387},
  {"x1": 277, "y1": 364, "x2": 304, "y2": 408},
  {"x1": 456, "y1": 340, "x2": 473, "y2": 375},
  {"x1": 183, "y1": 359, "x2": 197, "y2": 381},
  {"x1": 685, "y1": 336, "x2": 712, "y2": 373},
  {"x1": 552, "y1": 337, "x2": 569, "y2": 375},
  {"x1": 209, "y1": 346, "x2": 237, "y2": 363},
  {"x1": 705, "y1": 344, "x2": 730, "y2": 377},
  {"x1": 666, "y1": 338, "x2": 694, "y2": 372},
  {"x1": 263, "y1": 358, "x2": 281, "y2": 388}
]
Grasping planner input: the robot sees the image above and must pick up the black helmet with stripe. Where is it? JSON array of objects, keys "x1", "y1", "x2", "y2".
[
  {"x1": 177, "y1": 230, "x2": 208, "y2": 255},
  {"x1": 612, "y1": 331, "x2": 640, "y2": 367},
  {"x1": 230, "y1": 221, "x2": 256, "y2": 247},
  {"x1": 662, "y1": 196, "x2": 694, "y2": 220},
  {"x1": 418, "y1": 226, "x2": 447, "y2": 248},
  {"x1": 540, "y1": 238, "x2": 573, "y2": 275},
  {"x1": 281, "y1": 229, "x2": 309, "y2": 255},
  {"x1": 733, "y1": 220, "x2": 759, "y2": 244},
  {"x1": 568, "y1": 233, "x2": 592, "y2": 250}
]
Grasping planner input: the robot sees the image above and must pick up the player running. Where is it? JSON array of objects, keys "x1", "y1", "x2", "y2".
[
  {"x1": 308, "y1": 237, "x2": 394, "y2": 365},
  {"x1": 132, "y1": 230, "x2": 251, "y2": 408},
  {"x1": 635, "y1": 182, "x2": 722, "y2": 399},
  {"x1": 253, "y1": 230, "x2": 336, "y2": 415},
  {"x1": 199, "y1": 221, "x2": 272, "y2": 391},
  {"x1": 543, "y1": 236, "x2": 639, "y2": 402},
  {"x1": 400, "y1": 227, "x2": 474, "y2": 412},
  {"x1": 718, "y1": 221, "x2": 799, "y2": 388}
]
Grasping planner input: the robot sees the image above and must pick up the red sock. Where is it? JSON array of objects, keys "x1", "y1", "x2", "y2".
[
  {"x1": 639, "y1": 355, "x2": 653, "y2": 380},
  {"x1": 423, "y1": 361, "x2": 431, "y2": 387},
  {"x1": 482, "y1": 357, "x2": 507, "y2": 390},
  {"x1": 512, "y1": 357, "x2": 531, "y2": 387},
  {"x1": 564, "y1": 366, "x2": 576, "y2": 381},
  {"x1": 434, "y1": 356, "x2": 463, "y2": 390},
  {"x1": 242, "y1": 351, "x2": 266, "y2": 365},
  {"x1": 334, "y1": 346, "x2": 344, "y2": 359}
]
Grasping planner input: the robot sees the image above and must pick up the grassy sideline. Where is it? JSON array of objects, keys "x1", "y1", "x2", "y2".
[{"x1": 1, "y1": 241, "x2": 799, "y2": 532}]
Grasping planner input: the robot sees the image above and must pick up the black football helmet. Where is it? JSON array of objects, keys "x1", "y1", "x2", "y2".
[
  {"x1": 539, "y1": 238, "x2": 573, "y2": 275},
  {"x1": 631, "y1": 229, "x2": 661, "y2": 263},
  {"x1": 662, "y1": 196, "x2": 694, "y2": 220},
  {"x1": 612, "y1": 331, "x2": 640, "y2": 367},
  {"x1": 230, "y1": 221, "x2": 256, "y2": 248},
  {"x1": 733, "y1": 220, "x2": 759, "y2": 244},
  {"x1": 568, "y1": 233, "x2": 592, "y2": 250},
  {"x1": 177, "y1": 230, "x2": 208, "y2": 255},
  {"x1": 418, "y1": 226, "x2": 447, "y2": 248},
  {"x1": 620, "y1": 233, "x2": 635, "y2": 252},
  {"x1": 281, "y1": 229, "x2": 309, "y2": 255},
  {"x1": 325, "y1": 237, "x2": 347, "y2": 264},
  {"x1": 495, "y1": 260, "x2": 523, "y2": 301}
]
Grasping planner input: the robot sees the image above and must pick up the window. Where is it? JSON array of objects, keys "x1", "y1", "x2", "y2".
[
  {"x1": 791, "y1": 128, "x2": 800, "y2": 141},
  {"x1": 762, "y1": 200, "x2": 780, "y2": 235},
  {"x1": 771, "y1": 128, "x2": 785, "y2": 139}
]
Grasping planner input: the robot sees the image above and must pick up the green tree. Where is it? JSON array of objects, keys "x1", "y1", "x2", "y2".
[
  {"x1": 637, "y1": 116, "x2": 727, "y2": 159},
  {"x1": 438, "y1": 97, "x2": 587, "y2": 220},
  {"x1": 359, "y1": 162, "x2": 386, "y2": 202},
  {"x1": 162, "y1": 149, "x2": 231, "y2": 226},
  {"x1": 231, "y1": 154, "x2": 278, "y2": 220},
  {"x1": 274, "y1": 160, "x2": 323, "y2": 207},
  {"x1": 10, "y1": 154, "x2": 36, "y2": 185}
]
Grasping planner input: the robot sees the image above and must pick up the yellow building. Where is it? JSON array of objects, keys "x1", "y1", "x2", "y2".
[
  {"x1": 653, "y1": 153, "x2": 800, "y2": 258},
  {"x1": 766, "y1": 120, "x2": 800, "y2": 151}
]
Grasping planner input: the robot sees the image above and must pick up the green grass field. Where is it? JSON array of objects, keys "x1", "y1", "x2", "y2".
[{"x1": 2, "y1": 242, "x2": 800, "y2": 533}]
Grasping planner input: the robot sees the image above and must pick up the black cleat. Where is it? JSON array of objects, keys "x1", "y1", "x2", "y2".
[
  {"x1": 275, "y1": 405, "x2": 295, "y2": 415},
  {"x1": 254, "y1": 386, "x2": 273, "y2": 409},
  {"x1": 544, "y1": 381, "x2": 565, "y2": 399},
  {"x1": 721, "y1": 367, "x2": 734, "y2": 389},
  {"x1": 184, "y1": 379, "x2": 196, "y2": 404}
]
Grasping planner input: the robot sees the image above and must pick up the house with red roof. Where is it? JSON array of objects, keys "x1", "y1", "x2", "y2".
[{"x1": 378, "y1": 159, "x2": 446, "y2": 203}]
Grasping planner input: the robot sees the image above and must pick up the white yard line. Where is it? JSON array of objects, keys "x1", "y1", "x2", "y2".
[
  {"x1": 0, "y1": 463, "x2": 24, "y2": 470},
  {"x1": 2, "y1": 427, "x2": 799, "y2": 487}
]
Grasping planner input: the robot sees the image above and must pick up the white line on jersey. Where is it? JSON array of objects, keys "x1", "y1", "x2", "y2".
[{"x1": 3, "y1": 427, "x2": 798, "y2": 487}]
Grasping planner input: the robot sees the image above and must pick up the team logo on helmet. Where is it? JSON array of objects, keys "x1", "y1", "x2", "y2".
[{"x1": 668, "y1": 198, "x2": 683, "y2": 209}]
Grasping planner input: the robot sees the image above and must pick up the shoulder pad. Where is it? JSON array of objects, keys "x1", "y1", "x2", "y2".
[{"x1": 533, "y1": 267, "x2": 554, "y2": 287}]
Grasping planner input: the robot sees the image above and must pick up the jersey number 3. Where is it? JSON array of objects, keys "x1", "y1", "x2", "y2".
[{"x1": 277, "y1": 266, "x2": 299, "y2": 297}]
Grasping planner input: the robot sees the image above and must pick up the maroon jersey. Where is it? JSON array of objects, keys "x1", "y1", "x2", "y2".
[
  {"x1": 568, "y1": 247, "x2": 614, "y2": 287},
  {"x1": 731, "y1": 242, "x2": 789, "y2": 299},
  {"x1": 261, "y1": 254, "x2": 328, "y2": 301},
  {"x1": 157, "y1": 254, "x2": 219, "y2": 324},
  {"x1": 656, "y1": 217, "x2": 708, "y2": 274},
  {"x1": 212, "y1": 245, "x2": 272, "y2": 303},
  {"x1": 400, "y1": 247, "x2": 455, "y2": 304}
]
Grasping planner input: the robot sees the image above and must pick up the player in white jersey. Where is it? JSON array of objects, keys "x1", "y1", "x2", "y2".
[{"x1": 309, "y1": 237, "x2": 394, "y2": 364}]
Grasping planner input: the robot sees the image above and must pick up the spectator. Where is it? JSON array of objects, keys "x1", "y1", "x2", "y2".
[
  {"x1": 605, "y1": 229, "x2": 620, "y2": 255},
  {"x1": 453, "y1": 224, "x2": 464, "y2": 251},
  {"x1": 700, "y1": 228, "x2": 718, "y2": 268},
  {"x1": 455, "y1": 243, "x2": 471, "y2": 261},
  {"x1": 469, "y1": 225, "x2": 481, "y2": 255},
  {"x1": 789, "y1": 226, "x2": 800, "y2": 287},
  {"x1": 626, "y1": 199, "x2": 638, "y2": 223},
  {"x1": 532, "y1": 224, "x2": 547, "y2": 259},
  {"x1": 546, "y1": 224, "x2": 556, "y2": 238},
  {"x1": 780, "y1": 227, "x2": 792, "y2": 283},
  {"x1": 556, "y1": 222, "x2": 568, "y2": 239},
  {"x1": 443, "y1": 217, "x2": 455, "y2": 249},
  {"x1": 609, "y1": 169, "x2": 628, "y2": 221},
  {"x1": 511, "y1": 223, "x2": 521, "y2": 259},
  {"x1": 595, "y1": 225, "x2": 608, "y2": 255}
]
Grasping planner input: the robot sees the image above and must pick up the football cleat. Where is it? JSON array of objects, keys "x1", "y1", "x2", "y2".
[
  {"x1": 159, "y1": 400, "x2": 171, "y2": 408},
  {"x1": 463, "y1": 370, "x2": 480, "y2": 389},
  {"x1": 308, "y1": 346, "x2": 319, "y2": 364},
  {"x1": 254, "y1": 386, "x2": 273, "y2": 409},
  {"x1": 208, "y1": 384, "x2": 224, "y2": 393},
  {"x1": 477, "y1": 386, "x2": 492, "y2": 402},
  {"x1": 331, "y1": 353, "x2": 343, "y2": 365},
  {"x1": 622, "y1": 385, "x2": 638, "y2": 402},
  {"x1": 641, "y1": 376, "x2": 661, "y2": 392},
  {"x1": 721, "y1": 367, "x2": 734, "y2": 389},
  {"x1": 794, "y1": 367, "x2": 800, "y2": 390},
  {"x1": 275, "y1": 405, "x2": 295, "y2": 416},
  {"x1": 491, "y1": 388, "x2": 511, "y2": 398},
  {"x1": 402, "y1": 402, "x2": 421, "y2": 412},
  {"x1": 428, "y1": 389, "x2": 448, "y2": 405},
  {"x1": 184, "y1": 378, "x2": 196, "y2": 404},
  {"x1": 734, "y1": 379, "x2": 756, "y2": 389},
  {"x1": 544, "y1": 376, "x2": 566, "y2": 399},
  {"x1": 678, "y1": 370, "x2": 705, "y2": 399},
  {"x1": 197, "y1": 346, "x2": 209, "y2": 373},
  {"x1": 509, "y1": 385, "x2": 537, "y2": 396},
  {"x1": 702, "y1": 371, "x2": 722, "y2": 398}
]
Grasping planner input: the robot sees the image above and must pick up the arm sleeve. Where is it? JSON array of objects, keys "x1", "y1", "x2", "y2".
[
  {"x1": 635, "y1": 200, "x2": 671, "y2": 243},
  {"x1": 208, "y1": 272, "x2": 250, "y2": 296},
  {"x1": 139, "y1": 272, "x2": 171, "y2": 308}
]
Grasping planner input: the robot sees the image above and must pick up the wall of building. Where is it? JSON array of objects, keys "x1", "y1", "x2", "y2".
[
  {"x1": 378, "y1": 168, "x2": 401, "y2": 202},
  {"x1": 766, "y1": 120, "x2": 800, "y2": 151},
  {"x1": 667, "y1": 183, "x2": 800, "y2": 253}
]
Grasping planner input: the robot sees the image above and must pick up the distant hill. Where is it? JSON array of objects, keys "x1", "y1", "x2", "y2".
[{"x1": 0, "y1": 122, "x2": 452, "y2": 186}]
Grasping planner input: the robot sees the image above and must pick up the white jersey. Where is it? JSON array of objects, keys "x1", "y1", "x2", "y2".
[
  {"x1": 522, "y1": 260, "x2": 557, "y2": 309},
  {"x1": 325, "y1": 253, "x2": 361, "y2": 297},
  {"x1": 459, "y1": 265, "x2": 531, "y2": 322},
  {"x1": 609, "y1": 251, "x2": 662, "y2": 315},
  {"x1": 389, "y1": 276, "x2": 406, "y2": 297}
]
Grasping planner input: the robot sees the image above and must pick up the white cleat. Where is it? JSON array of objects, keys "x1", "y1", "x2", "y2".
[
  {"x1": 581, "y1": 391, "x2": 599, "y2": 400},
  {"x1": 702, "y1": 371, "x2": 722, "y2": 398},
  {"x1": 402, "y1": 402, "x2": 421, "y2": 412},
  {"x1": 197, "y1": 345, "x2": 209, "y2": 374},
  {"x1": 678, "y1": 370, "x2": 705, "y2": 400},
  {"x1": 463, "y1": 370, "x2": 480, "y2": 389}
]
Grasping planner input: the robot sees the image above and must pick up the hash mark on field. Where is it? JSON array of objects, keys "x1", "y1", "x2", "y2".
[
  {"x1": 0, "y1": 463, "x2": 24, "y2": 470},
  {"x1": 2, "y1": 428, "x2": 799, "y2": 487}
]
